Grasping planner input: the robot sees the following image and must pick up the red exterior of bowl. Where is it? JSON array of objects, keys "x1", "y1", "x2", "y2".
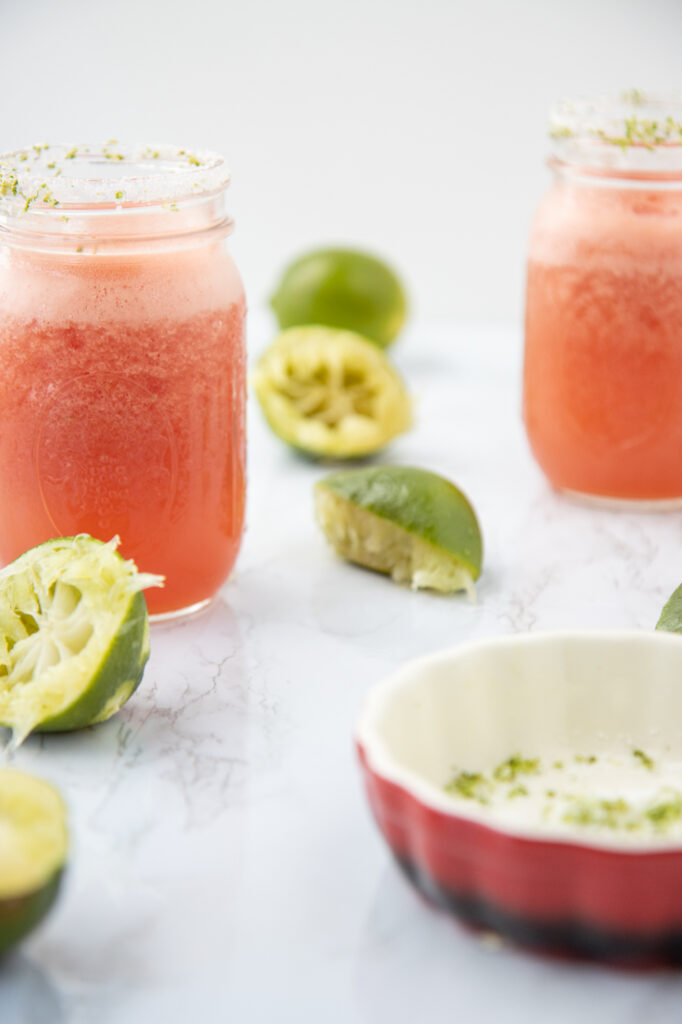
[{"x1": 357, "y1": 741, "x2": 682, "y2": 963}]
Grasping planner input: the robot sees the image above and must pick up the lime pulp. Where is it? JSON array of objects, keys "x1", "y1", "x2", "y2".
[
  {"x1": 315, "y1": 466, "x2": 483, "y2": 595},
  {"x1": 252, "y1": 325, "x2": 411, "y2": 459},
  {"x1": 0, "y1": 535, "x2": 162, "y2": 745}
]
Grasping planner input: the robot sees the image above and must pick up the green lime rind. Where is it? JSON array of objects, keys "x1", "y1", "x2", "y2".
[
  {"x1": 0, "y1": 869, "x2": 63, "y2": 956},
  {"x1": 0, "y1": 535, "x2": 161, "y2": 741},
  {"x1": 0, "y1": 771, "x2": 68, "y2": 955},
  {"x1": 270, "y1": 248, "x2": 407, "y2": 348},
  {"x1": 317, "y1": 466, "x2": 483, "y2": 580},
  {"x1": 252, "y1": 326, "x2": 411, "y2": 459},
  {"x1": 656, "y1": 584, "x2": 682, "y2": 635}
]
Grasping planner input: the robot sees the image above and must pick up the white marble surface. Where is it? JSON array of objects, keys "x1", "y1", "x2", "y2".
[{"x1": 3, "y1": 313, "x2": 682, "y2": 1023}]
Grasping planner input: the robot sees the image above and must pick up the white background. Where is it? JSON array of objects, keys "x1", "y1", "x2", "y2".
[{"x1": 1, "y1": 0, "x2": 681, "y2": 322}]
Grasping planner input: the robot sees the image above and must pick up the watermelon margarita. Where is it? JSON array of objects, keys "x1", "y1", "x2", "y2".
[
  {"x1": 0, "y1": 145, "x2": 246, "y2": 615},
  {"x1": 524, "y1": 96, "x2": 682, "y2": 503}
]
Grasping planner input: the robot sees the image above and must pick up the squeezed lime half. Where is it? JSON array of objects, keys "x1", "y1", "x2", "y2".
[
  {"x1": 315, "y1": 466, "x2": 483, "y2": 595},
  {"x1": 0, "y1": 770, "x2": 68, "y2": 955},
  {"x1": 270, "y1": 248, "x2": 408, "y2": 348},
  {"x1": 252, "y1": 325, "x2": 411, "y2": 458},
  {"x1": 656, "y1": 584, "x2": 682, "y2": 634},
  {"x1": 0, "y1": 535, "x2": 163, "y2": 745}
]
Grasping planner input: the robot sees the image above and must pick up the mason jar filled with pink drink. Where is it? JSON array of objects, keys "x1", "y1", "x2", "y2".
[
  {"x1": 524, "y1": 94, "x2": 682, "y2": 505},
  {"x1": 0, "y1": 144, "x2": 246, "y2": 617}
]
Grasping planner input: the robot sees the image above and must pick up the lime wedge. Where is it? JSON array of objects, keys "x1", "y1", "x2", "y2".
[
  {"x1": 252, "y1": 326, "x2": 411, "y2": 459},
  {"x1": 656, "y1": 584, "x2": 682, "y2": 634},
  {"x1": 0, "y1": 770, "x2": 67, "y2": 955},
  {"x1": 270, "y1": 248, "x2": 407, "y2": 348},
  {"x1": 315, "y1": 466, "x2": 483, "y2": 595},
  {"x1": 0, "y1": 535, "x2": 163, "y2": 745}
]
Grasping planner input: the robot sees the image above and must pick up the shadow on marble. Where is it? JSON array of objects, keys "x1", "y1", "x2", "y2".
[
  {"x1": 309, "y1": 577, "x2": 489, "y2": 676},
  {"x1": 353, "y1": 863, "x2": 682, "y2": 1024},
  {"x1": 0, "y1": 952, "x2": 65, "y2": 1024},
  {"x1": 149, "y1": 591, "x2": 241, "y2": 636}
]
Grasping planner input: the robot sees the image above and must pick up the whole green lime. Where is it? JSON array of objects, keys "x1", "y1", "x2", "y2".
[{"x1": 270, "y1": 248, "x2": 408, "y2": 348}]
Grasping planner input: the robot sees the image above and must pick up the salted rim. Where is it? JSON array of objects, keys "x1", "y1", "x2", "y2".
[
  {"x1": 0, "y1": 142, "x2": 231, "y2": 213},
  {"x1": 549, "y1": 91, "x2": 682, "y2": 173}
]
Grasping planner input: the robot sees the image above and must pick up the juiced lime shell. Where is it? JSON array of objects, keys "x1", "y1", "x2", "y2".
[
  {"x1": 252, "y1": 326, "x2": 411, "y2": 459},
  {"x1": 0, "y1": 535, "x2": 163, "y2": 744},
  {"x1": 315, "y1": 466, "x2": 483, "y2": 595},
  {"x1": 270, "y1": 248, "x2": 407, "y2": 348},
  {"x1": 656, "y1": 584, "x2": 682, "y2": 634},
  {"x1": 0, "y1": 770, "x2": 68, "y2": 956}
]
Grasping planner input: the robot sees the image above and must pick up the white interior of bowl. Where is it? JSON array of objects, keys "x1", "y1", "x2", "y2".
[{"x1": 357, "y1": 631, "x2": 682, "y2": 850}]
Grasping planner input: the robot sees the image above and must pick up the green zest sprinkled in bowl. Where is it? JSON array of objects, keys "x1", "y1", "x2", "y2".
[
  {"x1": 563, "y1": 797, "x2": 634, "y2": 831},
  {"x1": 445, "y1": 753, "x2": 542, "y2": 805},
  {"x1": 443, "y1": 748, "x2": 682, "y2": 837},
  {"x1": 563, "y1": 790, "x2": 682, "y2": 833},
  {"x1": 633, "y1": 749, "x2": 656, "y2": 771},
  {"x1": 492, "y1": 754, "x2": 540, "y2": 782},
  {"x1": 444, "y1": 771, "x2": 491, "y2": 804}
]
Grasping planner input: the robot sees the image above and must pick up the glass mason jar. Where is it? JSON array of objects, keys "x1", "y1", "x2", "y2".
[
  {"x1": 524, "y1": 95, "x2": 682, "y2": 505},
  {"x1": 0, "y1": 143, "x2": 246, "y2": 617}
]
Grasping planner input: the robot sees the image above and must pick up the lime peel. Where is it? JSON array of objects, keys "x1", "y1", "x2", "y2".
[
  {"x1": 0, "y1": 535, "x2": 163, "y2": 745},
  {"x1": 0, "y1": 770, "x2": 67, "y2": 954},
  {"x1": 656, "y1": 583, "x2": 682, "y2": 634},
  {"x1": 316, "y1": 486, "x2": 477, "y2": 597},
  {"x1": 314, "y1": 466, "x2": 483, "y2": 596},
  {"x1": 253, "y1": 326, "x2": 411, "y2": 458}
]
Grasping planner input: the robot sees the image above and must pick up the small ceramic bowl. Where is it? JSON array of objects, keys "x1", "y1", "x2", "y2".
[{"x1": 356, "y1": 631, "x2": 682, "y2": 964}]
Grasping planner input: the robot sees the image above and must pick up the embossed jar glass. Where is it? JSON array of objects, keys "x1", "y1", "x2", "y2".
[
  {"x1": 524, "y1": 95, "x2": 682, "y2": 506},
  {"x1": 0, "y1": 144, "x2": 246, "y2": 617}
]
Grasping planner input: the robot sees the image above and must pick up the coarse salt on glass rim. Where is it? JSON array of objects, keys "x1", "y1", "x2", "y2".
[
  {"x1": 0, "y1": 141, "x2": 231, "y2": 214},
  {"x1": 549, "y1": 90, "x2": 682, "y2": 174}
]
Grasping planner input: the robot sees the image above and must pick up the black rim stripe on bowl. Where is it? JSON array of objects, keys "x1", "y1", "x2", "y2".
[{"x1": 395, "y1": 853, "x2": 682, "y2": 965}]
